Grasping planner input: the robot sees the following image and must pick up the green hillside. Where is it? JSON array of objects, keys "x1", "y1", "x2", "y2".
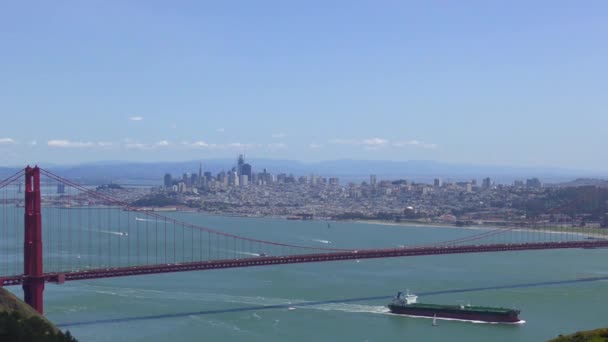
[
  {"x1": 0, "y1": 287, "x2": 78, "y2": 342},
  {"x1": 549, "y1": 328, "x2": 608, "y2": 342}
]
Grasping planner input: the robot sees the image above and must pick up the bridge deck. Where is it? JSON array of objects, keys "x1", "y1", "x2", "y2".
[{"x1": 2, "y1": 240, "x2": 607, "y2": 287}]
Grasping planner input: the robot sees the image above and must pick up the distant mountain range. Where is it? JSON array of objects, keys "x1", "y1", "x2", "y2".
[{"x1": 0, "y1": 159, "x2": 605, "y2": 185}]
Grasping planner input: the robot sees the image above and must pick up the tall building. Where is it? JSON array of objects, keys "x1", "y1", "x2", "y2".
[
  {"x1": 526, "y1": 178, "x2": 542, "y2": 188},
  {"x1": 233, "y1": 171, "x2": 239, "y2": 187},
  {"x1": 237, "y1": 154, "x2": 245, "y2": 176},
  {"x1": 198, "y1": 162, "x2": 203, "y2": 186},
  {"x1": 217, "y1": 171, "x2": 227, "y2": 186},
  {"x1": 370, "y1": 175, "x2": 377, "y2": 187},
  {"x1": 163, "y1": 173, "x2": 172, "y2": 188},
  {"x1": 434, "y1": 178, "x2": 442, "y2": 187},
  {"x1": 309, "y1": 174, "x2": 317, "y2": 185},
  {"x1": 240, "y1": 174, "x2": 249, "y2": 187},
  {"x1": 242, "y1": 163, "x2": 252, "y2": 179},
  {"x1": 203, "y1": 172, "x2": 212, "y2": 182},
  {"x1": 482, "y1": 177, "x2": 491, "y2": 189}
]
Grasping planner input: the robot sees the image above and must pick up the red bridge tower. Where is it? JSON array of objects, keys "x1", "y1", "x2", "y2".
[{"x1": 23, "y1": 166, "x2": 44, "y2": 314}]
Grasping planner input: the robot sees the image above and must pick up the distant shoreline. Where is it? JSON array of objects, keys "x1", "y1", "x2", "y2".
[
  {"x1": 345, "y1": 219, "x2": 608, "y2": 239},
  {"x1": 128, "y1": 207, "x2": 608, "y2": 239}
]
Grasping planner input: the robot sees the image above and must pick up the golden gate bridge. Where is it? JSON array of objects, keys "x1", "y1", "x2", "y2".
[{"x1": 1, "y1": 166, "x2": 607, "y2": 315}]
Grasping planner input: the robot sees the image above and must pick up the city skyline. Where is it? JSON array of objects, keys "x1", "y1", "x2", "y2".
[{"x1": 1, "y1": 2, "x2": 607, "y2": 170}]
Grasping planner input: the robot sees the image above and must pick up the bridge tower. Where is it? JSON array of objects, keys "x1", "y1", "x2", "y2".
[{"x1": 23, "y1": 166, "x2": 44, "y2": 314}]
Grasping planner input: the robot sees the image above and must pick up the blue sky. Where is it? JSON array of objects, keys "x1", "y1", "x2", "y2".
[{"x1": 1, "y1": 1, "x2": 607, "y2": 170}]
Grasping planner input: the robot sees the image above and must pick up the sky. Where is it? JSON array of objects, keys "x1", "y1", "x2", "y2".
[{"x1": 0, "y1": 1, "x2": 607, "y2": 170}]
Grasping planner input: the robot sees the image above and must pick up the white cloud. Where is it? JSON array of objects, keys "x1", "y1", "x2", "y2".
[
  {"x1": 216, "y1": 128, "x2": 225, "y2": 133},
  {"x1": 308, "y1": 143, "x2": 322, "y2": 149},
  {"x1": 30, "y1": 140, "x2": 37, "y2": 146},
  {"x1": 47, "y1": 139, "x2": 118, "y2": 149},
  {"x1": 96, "y1": 141, "x2": 115, "y2": 148},
  {"x1": 271, "y1": 132, "x2": 287, "y2": 139},
  {"x1": 129, "y1": 116, "x2": 144, "y2": 121},
  {"x1": 156, "y1": 140, "x2": 170, "y2": 147},
  {"x1": 0, "y1": 138, "x2": 15, "y2": 145},
  {"x1": 191, "y1": 141, "x2": 209, "y2": 147},
  {"x1": 393, "y1": 140, "x2": 438, "y2": 149},
  {"x1": 182, "y1": 141, "x2": 222, "y2": 149},
  {"x1": 228, "y1": 142, "x2": 255, "y2": 150},
  {"x1": 47, "y1": 139, "x2": 94, "y2": 148},
  {"x1": 362, "y1": 137, "x2": 389, "y2": 147}
]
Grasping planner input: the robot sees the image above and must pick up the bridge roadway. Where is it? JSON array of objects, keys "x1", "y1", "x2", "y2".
[{"x1": 2, "y1": 240, "x2": 608, "y2": 287}]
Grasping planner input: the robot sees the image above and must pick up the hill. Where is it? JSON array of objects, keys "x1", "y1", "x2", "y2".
[
  {"x1": 0, "y1": 287, "x2": 78, "y2": 341},
  {"x1": 549, "y1": 328, "x2": 608, "y2": 342}
]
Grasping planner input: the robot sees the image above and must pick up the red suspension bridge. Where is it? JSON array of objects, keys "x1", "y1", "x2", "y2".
[{"x1": 1, "y1": 166, "x2": 607, "y2": 315}]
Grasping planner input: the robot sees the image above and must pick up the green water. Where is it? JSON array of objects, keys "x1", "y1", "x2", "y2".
[{"x1": 7, "y1": 215, "x2": 608, "y2": 341}]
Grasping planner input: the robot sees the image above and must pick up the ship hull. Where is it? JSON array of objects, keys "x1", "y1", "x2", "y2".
[{"x1": 388, "y1": 304, "x2": 520, "y2": 323}]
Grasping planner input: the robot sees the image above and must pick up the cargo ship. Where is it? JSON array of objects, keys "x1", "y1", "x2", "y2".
[{"x1": 387, "y1": 291, "x2": 521, "y2": 323}]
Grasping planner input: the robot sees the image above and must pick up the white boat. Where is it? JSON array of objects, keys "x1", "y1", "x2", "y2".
[
  {"x1": 432, "y1": 314, "x2": 438, "y2": 326},
  {"x1": 287, "y1": 307, "x2": 297, "y2": 311}
]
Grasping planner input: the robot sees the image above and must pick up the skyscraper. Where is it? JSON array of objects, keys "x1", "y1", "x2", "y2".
[
  {"x1": 526, "y1": 178, "x2": 542, "y2": 188},
  {"x1": 237, "y1": 154, "x2": 245, "y2": 176},
  {"x1": 163, "y1": 173, "x2": 172, "y2": 188},
  {"x1": 242, "y1": 163, "x2": 252, "y2": 179},
  {"x1": 482, "y1": 177, "x2": 491, "y2": 189},
  {"x1": 370, "y1": 175, "x2": 377, "y2": 187},
  {"x1": 198, "y1": 162, "x2": 203, "y2": 187}
]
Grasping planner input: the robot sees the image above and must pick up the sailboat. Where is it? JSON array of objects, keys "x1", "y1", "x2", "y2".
[{"x1": 432, "y1": 314, "x2": 438, "y2": 326}]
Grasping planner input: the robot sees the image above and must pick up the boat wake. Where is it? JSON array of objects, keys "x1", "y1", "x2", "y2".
[
  {"x1": 308, "y1": 303, "x2": 390, "y2": 315},
  {"x1": 135, "y1": 217, "x2": 156, "y2": 222},
  {"x1": 235, "y1": 251, "x2": 264, "y2": 257},
  {"x1": 311, "y1": 239, "x2": 332, "y2": 244},
  {"x1": 99, "y1": 230, "x2": 128, "y2": 236}
]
